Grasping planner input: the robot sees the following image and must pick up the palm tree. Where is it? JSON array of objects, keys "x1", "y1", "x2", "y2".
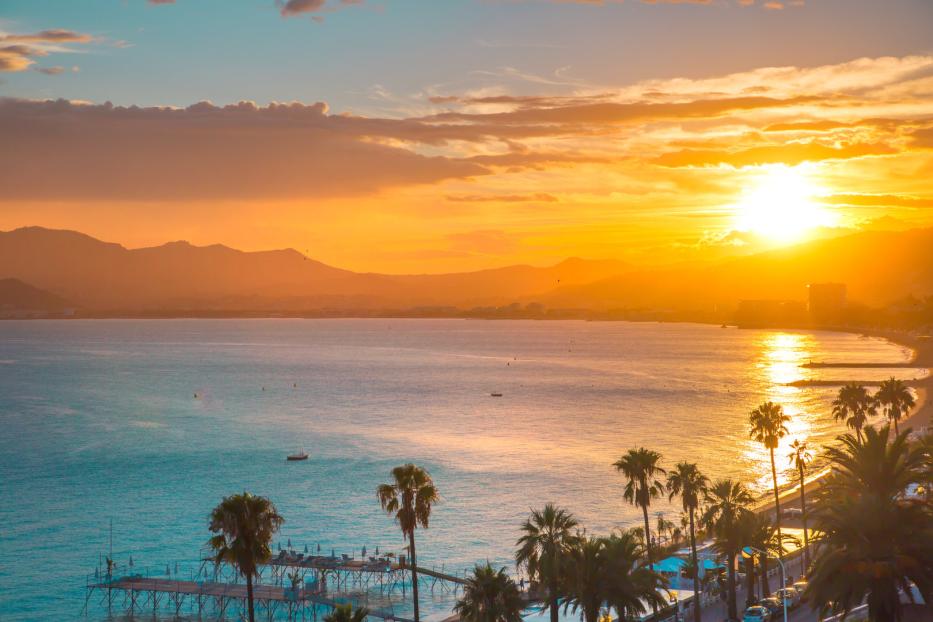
[
  {"x1": 207, "y1": 492, "x2": 284, "y2": 622},
  {"x1": 324, "y1": 604, "x2": 370, "y2": 622},
  {"x1": 454, "y1": 563, "x2": 524, "y2": 622},
  {"x1": 832, "y1": 383, "x2": 875, "y2": 442},
  {"x1": 613, "y1": 448, "x2": 666, "y2": 568},
  {"x1": 562, "y1": 532, "x2": 667, "y2": 622},
  {"x1": 748, "y1": 401, "x2": 790, "y2": 562},
  {"x1": 666, "y1": 461, "x2": 709, "y2": 622},
  {"x1": 741, "y1": 512, "x2": 799, "y2": 601},
  {"x1": 377, "y1": 463, "x2": 440, "y2": 622},
  {"x1": 515, "y1": 504, "x2": 579, "y2": 622},
  {"x1": 874, "y1": 377, "x2": 915, "y2": 436},
  {"x1": 786, "y1": 439, "x2": 813, "y2": 571},
  {"x1": 701, "y1": 479, "x2": 754, "y2": 622},
  {"x1": 807, "y1": 425, "x2": 933, "y2": 621}
]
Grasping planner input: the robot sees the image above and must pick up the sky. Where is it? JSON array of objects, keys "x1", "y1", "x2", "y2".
[{"x1": 1, "y1": 0, "x2": 932, "y2": 273}]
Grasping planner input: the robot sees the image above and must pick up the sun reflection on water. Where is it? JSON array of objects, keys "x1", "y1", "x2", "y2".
[{"x1": 745, "y1": 332, "x2": 815, "y2": 491}]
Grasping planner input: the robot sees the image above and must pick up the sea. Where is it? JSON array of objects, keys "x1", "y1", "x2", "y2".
[{"x1": 0, "y1": 319, "x2": 922, "y2": 621}]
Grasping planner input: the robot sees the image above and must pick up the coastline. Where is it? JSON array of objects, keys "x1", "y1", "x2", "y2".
[{"x1": 753, "y1": 327, "x2": 931, "y2": 519}]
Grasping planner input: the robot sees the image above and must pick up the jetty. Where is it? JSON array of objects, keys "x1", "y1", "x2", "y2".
[{"x1": 84, "y1": 548, "x2": 466, "y2": 621}]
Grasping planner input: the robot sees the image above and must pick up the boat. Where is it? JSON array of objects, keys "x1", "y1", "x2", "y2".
[
  {"x1": 490, "y1": 392, "x2": 503, "y2": 397},
  {"x1": 287, "y1": 449, "x2": 309, "y2": 461}
]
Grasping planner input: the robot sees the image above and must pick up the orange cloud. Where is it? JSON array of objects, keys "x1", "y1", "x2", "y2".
[
  {"x1": 445, "y1": 193, "x2": 559, "y2": 203},
  {"x1": 0, "y1": 29, "x2": 94, "y2": 72},
  {"x1": 655, "y1": 141, "x2": 896, "y2": 168}
]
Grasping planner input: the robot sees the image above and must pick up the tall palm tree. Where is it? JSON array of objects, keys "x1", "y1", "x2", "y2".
[
  {"x1": 807, "y1": 425, "x2": 933, "y2": 621},
  {"x1": 874, "y1": 377, "x2": 915, "y2": 436},
  {"x1": 666, "y1": 461, "x2": 709, "y2": 622},
  {"x1": 562, "y1": 532, "x2": 667, "y2": 622},
  {"x1": 377, "y1": 463, "x2": 440, "y2": 622},
  {"x1": 208, "y1": 492, "x2": 284, "y2": 622},
  {"x1": 454, "y1": 563, "x2": 524, "y2": 622},
  {"x1": 324, "y1": 604, "x2": 370, "y2": 622},
  {"x1": 832, "y1": 383, "x2": 875, "y2": 442},
  {"x1": 748, "y1": 401, "x2": 790, "y2": 562},
  {"x1": 787, "y1": 439, "x2": 813, "y2": 571},
  {"x1": 515, "y1": 504, "x2": 579, "y2": 622},
  {"x1": 701, "y1": 479, "x2": 754, "y2": 622},
  {"x1": 613, "y1": 448, "x2": 666, "y2": 568}
]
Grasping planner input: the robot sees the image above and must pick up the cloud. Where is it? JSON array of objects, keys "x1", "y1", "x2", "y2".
[
  {"x1": 445, "y1": 193, "x2": 559, "y2": 203},
  {"x1": 655, "y1": 141, "x2": 896, "y2": 168},
  {"x1": 0, "y1": 45, "x2": 44, "y2": 72},
  {"x1": 36, "y1": 66, "x2": 66, "y2": 75},
  {"x1": 821, "y1": 194, "x2": 933, "y2": 209},
  {"x1": 278, "y1": 0, "x2": 364, "y2": 18},
  {"x1": 148, "y1": 0, "x2": 177, "y2": 4},
  {"x1": 0, "y1": 29, "x2": 94, "y2": 72},
  {"x1": 1, "y1": 29, "x2": 93, "y2": 44},
  {"x1": 0, "y1": 98, "x2": 487, "y2": 201}
]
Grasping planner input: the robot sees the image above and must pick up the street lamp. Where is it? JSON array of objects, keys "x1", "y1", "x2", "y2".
[{"x1": 742, "y1": 546, "x2": 787, "y2": 622}]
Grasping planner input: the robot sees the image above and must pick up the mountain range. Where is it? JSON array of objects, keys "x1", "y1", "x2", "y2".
[{"x1": 1, "y1": 226, "x2": 931, "y2": 315}]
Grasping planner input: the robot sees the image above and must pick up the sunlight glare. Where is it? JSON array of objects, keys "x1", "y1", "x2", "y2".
[{"x1": 733, "y1": 165, "x2": 837, "y2": 243}]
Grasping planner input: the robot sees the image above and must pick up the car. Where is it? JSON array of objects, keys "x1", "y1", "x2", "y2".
[
  {"x1": 775, "y1": 587, "x2": 800, "y2": 609},
  {"x1": 793, "y1": 580, "x2": 808, "y2": 601},
  {"x1": 743, "y1": 605, "x2": 771, "y2": 622},
  {"x1": 757, "y1": 597, "x2": 784, "y2": 618}
]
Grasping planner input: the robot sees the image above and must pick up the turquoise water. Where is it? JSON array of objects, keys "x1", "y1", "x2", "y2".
[{"x1": 0, "y1": 319, "x2": 918, "y2": 620}]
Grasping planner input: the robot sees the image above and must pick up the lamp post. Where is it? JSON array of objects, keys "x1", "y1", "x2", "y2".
[{"x1": 742, "y1": 546, "x2": 787, "y2": 622}]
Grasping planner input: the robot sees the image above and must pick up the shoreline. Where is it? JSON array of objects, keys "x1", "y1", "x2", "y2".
[{"x1": 752, "y1": 327, "x2": 931, "y2": 519}]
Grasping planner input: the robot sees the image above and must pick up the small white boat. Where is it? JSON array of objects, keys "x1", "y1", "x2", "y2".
[{"x1": 287, "y1": 449, "x2": 309, "y2": 461}]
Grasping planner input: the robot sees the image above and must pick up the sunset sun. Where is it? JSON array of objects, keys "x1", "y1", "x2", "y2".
[{"x1": 733, "y1": 165, "x2": 837, "y2": 244}]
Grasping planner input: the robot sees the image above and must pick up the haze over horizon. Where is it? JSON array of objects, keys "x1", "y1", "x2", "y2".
[{"x1": 2, "y1": 0, "x2": 933, "y2": 274}]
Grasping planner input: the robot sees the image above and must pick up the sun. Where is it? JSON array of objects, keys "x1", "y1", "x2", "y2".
[{"x1": 733, "y1": 165, "x2": 837, "y2": 243}]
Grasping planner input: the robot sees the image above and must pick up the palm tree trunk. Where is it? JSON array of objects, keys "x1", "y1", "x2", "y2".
[
  {"x1": 642, "y1": 503, "x2": 657, "y2": 616},
  {"x1": 745, "y1": 556, "x2": 756, "y2": 607},
  {"x1": 726, "y1": 551, "x2": 738, "y2": 622},
  {"x1": 759, "y1": 553, "x2": 769, "y2": 597},
  {"x1": 642, "y1": 504, "x2": 653, "y2": 565},
  {"x1": 246, "y1": 572, "x2": 256, "y2": 622},
  {"x1": 689, "y1": 508, "x2": 702, "y2": 622},
  {"x1": 409, "y1": 531, "x2": 420, "y2": 622},
  {"x1": 798, "y1": 462, "x2": 809, "y2": 572},
  {"x1": 549, "y1": 576, "x2": 559, "y2": 622},
  {"x1": 769, "y1": 448, "x2": 784, "y2": 563},
  {"x1": 893, "y1": 416, "x2": 899, "y2": 436}
]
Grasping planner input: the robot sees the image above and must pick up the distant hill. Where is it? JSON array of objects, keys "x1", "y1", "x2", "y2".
[
  {"x1": 2, "y1": 226, "x2": 930, "y2": 315},
  {"x1": 0, "y1": 278, "x2": 68, "y2": 311},
  {"x1": 0, "y1": 227, "x2": 629, "y2": 311},
  {"x1": 538, "y1": 227, "x2": 933, "y2": 311}
]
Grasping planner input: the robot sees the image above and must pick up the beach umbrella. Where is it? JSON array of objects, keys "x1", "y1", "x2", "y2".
[
  {"x1": 375, "y1": 546, "x2": 379, "y2": 555},
  {"x1": 129, "y1": 555, "x2": 134, "y2": 568},
  {"x1": 305, "y1": 544, "x2": 309, "y2": 553},
  {"x1": 331, "y1": 548, "x2": 335, "y2": 558},
  {"x1": 362, "y1": 545, "x2": 367, "y2": 557},
  {"x1": 288, "y1": 538, "x2": 292, "y2": 549},
  {"x1": 317, "y1": 543, "x2": 321, "y2": 553}
]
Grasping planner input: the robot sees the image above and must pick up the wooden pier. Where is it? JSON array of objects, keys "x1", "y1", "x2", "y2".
[{"x1": 84, "y1": 550, "x2": 466, "y2": 621}]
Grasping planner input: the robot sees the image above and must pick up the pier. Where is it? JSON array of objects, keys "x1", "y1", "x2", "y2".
[{"x1": 84, "y1": 547, "x2": 467, "y2": 621}]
